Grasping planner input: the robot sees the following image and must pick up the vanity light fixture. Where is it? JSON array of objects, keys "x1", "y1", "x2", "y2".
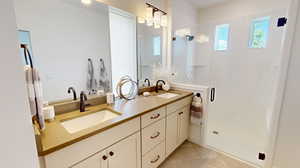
[
  {"x1": 81, "y1": 0, "x2": 92, "y2": 5},
  {"x1": 144, "y1": 3, "x2": 167, "y2": 28}
]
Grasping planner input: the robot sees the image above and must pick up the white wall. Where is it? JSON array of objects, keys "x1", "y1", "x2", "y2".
[
  {"x1": 0, "y1": 0, "x2": 39, "y2": 167},
  {"x1": 198, "y1": 0, "x2": 290, "y2": 21},
  {"x1": 272, "y1": 2, "x2": 300, "y2": 168},
  {"x1": 14, "y1": 0, "x2": 112, "y2": 102}
]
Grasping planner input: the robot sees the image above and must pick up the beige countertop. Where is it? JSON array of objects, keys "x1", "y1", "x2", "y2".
[{"x1": 37, "y1": 90, "x2": 193, "y2": 156}]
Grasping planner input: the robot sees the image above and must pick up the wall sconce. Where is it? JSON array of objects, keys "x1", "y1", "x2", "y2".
[{"x1": 143, "y1": 3, "x2": 168, "y2": 28}]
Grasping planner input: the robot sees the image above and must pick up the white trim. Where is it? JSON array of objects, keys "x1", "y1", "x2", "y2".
[
  {"x1": 109, "y1": 6, "x2": 136, "y2": 19},
  {"x1": 265, "y1": 0, "x2": 300, "y2": 168},
  {"x1": 203, "y1": 144, "x2": 260, "y2": 168}
]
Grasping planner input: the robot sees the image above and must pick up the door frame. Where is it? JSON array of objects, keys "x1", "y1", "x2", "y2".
[{"x1": 264, "y1": 0, "x2": 299, "y2": 167}]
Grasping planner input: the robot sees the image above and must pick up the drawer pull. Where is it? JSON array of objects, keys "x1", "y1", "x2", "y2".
[
  {"x1": 179, "y1": 112, "x2": 184, "y2": 115},
  {"x1": 150, "y1": 132, "x2": 160, "y2": 139},
  {"x1": 109, "y1": 151, "x2": 114, "y2": 156},
  {"x1": 102, "y1": 155, "x2": 108, "y2": 160},
  {"x1": 150, "y1": 155, "x2": 160, "y2": 164},
  {"x1": 150, "y1": 113, "x2": 160, "y2": 120}
]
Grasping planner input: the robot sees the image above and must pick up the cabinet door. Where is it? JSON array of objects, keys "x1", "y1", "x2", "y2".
[
  {"x1": 72, "y1": 151, "x2": 108, "y2": 168},
  {"x1": 178, "y1": 106, "x2": 190, "y2": 144},
  {"x1": 107, "y1": 132, "x2": 141, "y2": 168},
  {"x1": 166, "y1": 112, "x2": 179, "y2": 157}
]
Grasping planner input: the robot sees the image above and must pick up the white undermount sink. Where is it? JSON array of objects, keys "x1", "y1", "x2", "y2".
[
  {"x1": 61, "y1": 110, "x2": 120, "y2": 134},
  {"x1": 157, "y1": 93, "x2": 179, "y2": 99}
]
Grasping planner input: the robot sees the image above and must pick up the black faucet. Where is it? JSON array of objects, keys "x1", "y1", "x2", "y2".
[
  {"x1": 67, "y1": 87, "x2": 77, "y2": 100},
  {"x1": 80, "y1": 91, "x2": 88, "y2": 112},
  {"x1": 155, "y1": 80, "x2": 166, "y2": 93},
  {"x1": 144, "y1": 78, "x2": 151, "y2": 87}
]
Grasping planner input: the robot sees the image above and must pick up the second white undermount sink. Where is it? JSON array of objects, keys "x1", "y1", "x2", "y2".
[
  {"x1": 61, "y1": 110, "x2": 120, "y2": 134},
  {"x1": 157, "y1": 93, "x2": 179, "y2": 99}
]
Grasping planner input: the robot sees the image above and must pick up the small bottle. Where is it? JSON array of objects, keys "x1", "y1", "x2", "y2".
[{"x1": 106, "y1": 92, "x2": 115, "y2": 105}]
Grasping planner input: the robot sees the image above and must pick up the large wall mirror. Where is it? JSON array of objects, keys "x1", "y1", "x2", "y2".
[
  {"x1": 14, "y1": 0, "x2": 166, "y2": 103},
  {"x1": 138, "y1": 23, "x2": 163, "y2": 87}
]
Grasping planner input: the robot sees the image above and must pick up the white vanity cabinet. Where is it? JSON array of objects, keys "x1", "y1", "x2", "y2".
[
  {"x1": 141, "y1": 107, "x2": 166, "y2": 168},
  {"x1": 166, "y1": 97, "x2": 192, "y2": 157},
  {"x1": 72, "y1": 132, "x2": 140, "y2": 168},
  {"x1": 42, "y1": 96, "x2": 192, "y2": 168},
  {"x1": 71, "y1": 151, "x2": 107, "y2": 168}
]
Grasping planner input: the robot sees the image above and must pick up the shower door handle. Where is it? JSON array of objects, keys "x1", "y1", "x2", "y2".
[{"x1": 210, "y1": 88, "x2": 216, "y2": 102}]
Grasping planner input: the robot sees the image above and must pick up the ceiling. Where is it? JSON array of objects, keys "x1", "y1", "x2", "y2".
[{"x1": 187, "y1": 0, "x2": 231, "y2": 8}]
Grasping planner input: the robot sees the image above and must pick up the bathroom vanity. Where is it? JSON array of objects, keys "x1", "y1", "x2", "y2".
[{"x1": 38, "y1": 90, "x2": 193, "y2": 168}]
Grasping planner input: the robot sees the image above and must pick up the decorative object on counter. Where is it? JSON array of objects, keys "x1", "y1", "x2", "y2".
[
  {"x1": 116, "y1": 75, "x2": 138, "y2": 100},
  {"x1": 43, "y1": 106, "x2": 55, "y2": 121},
  {"x1": 67, "y1": 86, "x2": 77, "y2": 100},
  {"x1": 191, "y1": 93, "x2": 203, "y2": 123},
  {"x1": 22, "y1": 44, "x2": 45, "y2": 130},
  {"x1": 99, "y1": 58, "x2": 111, "y2": 92},
  {"x1": 106, "y1": 92, "x2": 115, "y2": 104},
  {"x1": 97, "y1": 89, "x2": 105, "y2": 96},
  {"x1": 143, "y1": 92, "x2": 151, "y2": 97},
  {"x1": 87, "y1": 58, "x2": 97, "y2": 95}
]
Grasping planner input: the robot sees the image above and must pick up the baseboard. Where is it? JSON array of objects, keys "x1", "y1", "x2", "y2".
[{"x1": 202, "y1": 144, "x2": 261, "y2": 168}]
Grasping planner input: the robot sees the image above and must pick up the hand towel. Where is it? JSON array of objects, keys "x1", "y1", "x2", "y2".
[
  {"x1": 25, "y1": 66, "x2": 45, "y2": 130},
  {"x1": 191, "y1": 93, "x2": 203, "y2": 118}
]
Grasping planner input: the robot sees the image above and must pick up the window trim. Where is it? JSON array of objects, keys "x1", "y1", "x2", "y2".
[
  {"x1": 214, "y1": 24, "x2": 230, "y2": 51},
  {"x1": 249, "y1": 16, "x2": 271, "y2": 49}
]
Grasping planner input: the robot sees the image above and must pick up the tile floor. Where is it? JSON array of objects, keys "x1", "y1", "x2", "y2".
[{"x1": 159, "y1": 141, "x2": 255, "y2": 168}]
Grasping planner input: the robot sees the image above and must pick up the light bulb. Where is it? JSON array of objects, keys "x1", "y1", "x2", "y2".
[
  {"x1": 146, "y1": 7, "x2": 153, "y2": 20},
  {"x1": 138, "y1": 17, "x2": 146, "y2": 24},
  {"x1": 153, "y1": 11, "x2": 161, "y2": 27},
  {"x1": 81, "y1": 0, "x2": 92, "y2": 5},
  {"x1": 147, "y1": 17, "x2": 154, "y2": 26},
  {"x1": 161, "y1": 15, "x2": 168, "y2": 27}
]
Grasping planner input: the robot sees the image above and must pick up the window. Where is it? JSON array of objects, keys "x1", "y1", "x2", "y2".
[
  {"x1": 153, "y1": 36, "x2": 161, "y2": 56},
  {"x1": 249, "y1": 17, "x2": 270, "y2": 48},
  {"x1": 18, "y1": 30, "x2": 34, "y2": 65},
  {"x1": 214, "y1": 24, "x2": 230, "y2": 51}
]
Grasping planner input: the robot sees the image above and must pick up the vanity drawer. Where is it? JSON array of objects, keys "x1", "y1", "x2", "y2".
[
  {"x1": 142, "y1": 119, "x2": 165, "y2": 155},
  {"x1": 142, "y1": 142, "x2": 165, "y2": 168},
  {"x1": 141, "y1": 107, "x2": 166, "y2": 128},
  {"x1": 166, "y1": 96, "x2": 192, "y2": 115}
]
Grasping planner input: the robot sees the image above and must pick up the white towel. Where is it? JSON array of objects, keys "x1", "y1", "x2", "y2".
[{"x1": 25, "y1": 66, "x2": 45, "y2": 130}]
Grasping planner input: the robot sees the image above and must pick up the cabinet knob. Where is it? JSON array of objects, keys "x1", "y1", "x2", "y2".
[
  {"x1": 109, "y1": 151, "x2": 114, "y2": 156},
  {"x1": 150, "y1": 155, "x2": 160, "y2": 164},
  {"x1": 150, "y1": 113, "x2": 160, "y2": 119},
  {"x1": 150, "y1": 132, "x2": 160, "y2": 139},
  {"x1": 102, "y1": 155, "x2": 108, "y2": 160},
  {"x1": 179, "y1": 112, "x2": 183, "y2": 115}
]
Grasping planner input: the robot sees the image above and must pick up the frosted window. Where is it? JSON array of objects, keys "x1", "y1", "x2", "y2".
[
  {"x1": 153, "y1": 36, "x2": 161, "y2": 56},
  {"x1": 214, "y1": 24, "x2": 230, "y2": 51},
  {"x1": 249, "y1": 17, "x2": 270, "y2": 48},
  {"x1": 18, "y1": 30, "x2": 33, "y2": 65}
]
